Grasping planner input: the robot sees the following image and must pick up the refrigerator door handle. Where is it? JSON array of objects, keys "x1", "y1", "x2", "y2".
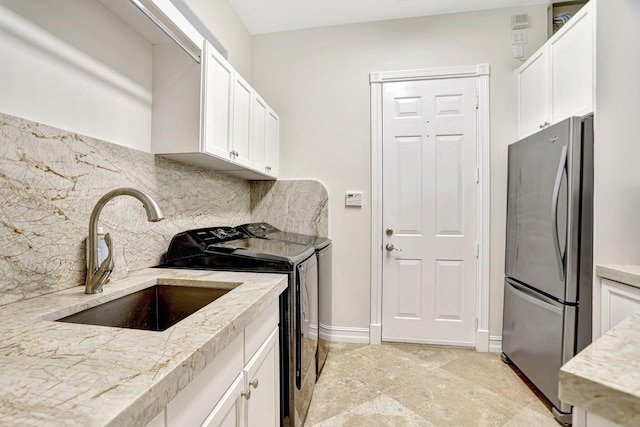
[{"x1": 551, "y1": 145, "x2": 567, "y2": 282}]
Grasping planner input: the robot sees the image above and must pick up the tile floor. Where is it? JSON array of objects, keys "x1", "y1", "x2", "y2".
[{"x1": 304, "y1": 343, "x2": 562, "y2": 427}]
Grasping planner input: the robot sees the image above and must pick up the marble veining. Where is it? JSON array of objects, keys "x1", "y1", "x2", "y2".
[
  {"x1": 0, "y1": 112, "x2": 329, "y2": 307},
  {"x1": 0, "y1": 112, "x2": 251, "y2": 305},
  {"x1": 559, "y1": 265, "x2": 640, "y2": 426},
  {"x1": 0, "y1": 268, "x2": 287, "y2": 426},
  {"x1": 251, "y1": 180, "x2": 329, "y2": 237}
]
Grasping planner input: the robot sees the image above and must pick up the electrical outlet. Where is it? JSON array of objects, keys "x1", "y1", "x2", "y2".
[
  {"x1": 513, "y1": 44, "x2": 524, "y2": 59},
  {"x1": 512, "y1": 29, "x2": 528, "y2": 45}
]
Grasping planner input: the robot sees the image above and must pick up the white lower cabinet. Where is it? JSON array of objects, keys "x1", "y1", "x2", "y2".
[
  {"x1": 573, "y1": 407, "x2": 623, "y2": 427},
  {"x1": 203, "y1": 328, "x2": 280, "y2": 427},
  {"x1": 202, "y1": 372, "x2": 245, "y2": 427},
  {"x1": 147, "y1": 299, "x2": 280, "y2": 427},
  {"x1": 600, "y1": 278, "x2": 640, "y2": 335},
  {"x1": 244, "y1": 328, "x2": 280, "y2": 427}
]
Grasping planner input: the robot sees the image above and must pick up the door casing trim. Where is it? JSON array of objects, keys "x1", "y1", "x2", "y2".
[{"x1": 369, "y1": 64, "x2": 491, "y2": 351}]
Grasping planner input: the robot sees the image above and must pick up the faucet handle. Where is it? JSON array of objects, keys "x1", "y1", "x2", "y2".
[
  {"x1": 85, "y1": 234, "x2": 114, "y2": 294},
  {"x1": 103, "y1": 233, "x2": 114, "y2": 271}
]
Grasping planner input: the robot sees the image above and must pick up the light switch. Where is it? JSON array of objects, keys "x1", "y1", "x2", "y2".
[
  {"x1": 512, "y1": 29, "x2": 528, "y2": 44},
  {"x1": 345, "y1": 192, "x2": 362, "y2": 207}
]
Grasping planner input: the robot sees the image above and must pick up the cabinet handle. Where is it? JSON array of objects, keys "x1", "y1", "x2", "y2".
[
  {"x1": 539, "y1": 121, "x2": 551, "y2": 129},
  {"x1": 249, "y1": 378, "x2": 259, "y2": 389},
  {"x1": 241, "y1": 389, "x2": 251, "y2": 400},
  {"x1": 266, "y1": 166, "x2": 271, "y2": 171},
  {"x1": 230, "y1": 150, "x2": 239, "y2": 157}
]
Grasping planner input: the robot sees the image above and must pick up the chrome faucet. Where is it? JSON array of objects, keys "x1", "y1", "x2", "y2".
[{"x1": 85, "y1": 188, "x2": 165, "y2": 294}]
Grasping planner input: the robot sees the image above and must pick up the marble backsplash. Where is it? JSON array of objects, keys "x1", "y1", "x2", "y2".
[
  {"x1": 0, "y1": 112, "x2": 328, "y2": 306},
  {"x1": 251, "y1": 180, "x2": 328, "y2": 238}
]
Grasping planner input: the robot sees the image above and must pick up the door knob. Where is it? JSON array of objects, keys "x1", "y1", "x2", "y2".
[
  {"x1": 385, "y1": 228, "x2": 394, "y2": 236},
  {"x1": 385, "y1": 243, "x2": 402, "y2": 252}
]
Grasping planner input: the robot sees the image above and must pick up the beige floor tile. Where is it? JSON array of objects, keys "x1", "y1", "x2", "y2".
[
  {"x1": 311, "y1": 394, "x2": 436, "y2": 427},
  {"x1": 304, "y1": 343, "x2": 560, "y2": 427}
]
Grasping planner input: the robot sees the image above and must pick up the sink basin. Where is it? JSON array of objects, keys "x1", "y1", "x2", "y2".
[{"x1": 56, "y1": 285, "x2": 230, "y2": 331}]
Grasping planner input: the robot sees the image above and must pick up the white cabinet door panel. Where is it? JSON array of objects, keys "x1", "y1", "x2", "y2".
[
  {"x1": 201, "y1": 374, "x2": 245, "y2": 427},
  {"x1": 550, "y1": 6, "x2": 594, "y2": 123},
  {"x1": 264, "y1": 109, "x2": 279, "y2": 177},
  {"x1": 202, "y1": 43, "x2": 233, "y2": 159},
  {"x1": 244, "y1": 328, "x2": 279, "y2": 427},
  {"x1": 251, "y1": 95, "x2": 268, "y2": 173},
  {"x1": 231, "y1": 74, "x2": 252, "y2": 168},
  {"x1": 601, "y1": 278, "x2": 640, "y2": 335},
  {"x1": 517, "y1": 48, "x2": 549, "y2": 138},
  {"x1": 166, "y1": 334, "x2": 243, "y2": 426}
]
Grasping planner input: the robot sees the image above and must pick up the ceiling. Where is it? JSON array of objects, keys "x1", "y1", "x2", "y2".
[{"x1": 228, "y1": 0, "x2": 547, "y2": 35}]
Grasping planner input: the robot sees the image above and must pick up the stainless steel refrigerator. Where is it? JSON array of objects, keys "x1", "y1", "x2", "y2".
[{"x1": 502, "y1": 115, "x2": 593, "y2": 425}]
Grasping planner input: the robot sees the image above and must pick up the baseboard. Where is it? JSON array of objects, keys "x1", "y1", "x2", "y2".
[
  {"x1": 369, "y1": 323, "x2": 381, "y2": 345},
  {"x1": 322, "y1": 324, "x2": 370, "y2": 344},
  {"x1": 489, "y1": 335, "x2": 502, "y2": 353},
  {"x1": 475, "y1": 329, "x2": 490, "y2": 352}
]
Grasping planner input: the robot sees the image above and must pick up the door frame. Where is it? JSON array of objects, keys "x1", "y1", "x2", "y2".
[{"x1": 369, "y1": 64, "x2": 491, "y2": 351}]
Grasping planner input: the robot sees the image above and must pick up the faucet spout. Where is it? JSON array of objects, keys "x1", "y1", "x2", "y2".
[{"x1": 85, "y1": 188, "x2": 165, "y2": 294}]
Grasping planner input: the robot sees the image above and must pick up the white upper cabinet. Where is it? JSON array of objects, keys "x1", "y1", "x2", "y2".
[
  {"x1": 251, "y1": 95, "x2": 269, "y2": 173},
  {"x1": 264, "y1": 109, "x2": 280, "y2": 177},
  {"x1": 549, "y1": 5, "x2": 594, "y2": 123},
  {"x1": 231, "y1": 73, "x2": 253, "y2": 168},
  {"x1": 251, "y1": 94, "x2": 279, "y2": 178},
  {"x1": 516, "y1": 1, "x2": 594, "y2": 138},
  {"x1": 152, "y1": 39, "x2": 279, "y2": 180},
  {"x1": 516, "y1": 48, "x2": 550, "y2": 138},
  {"x1": 202, "y1": 43, "x2": 234, "y2": 160}
]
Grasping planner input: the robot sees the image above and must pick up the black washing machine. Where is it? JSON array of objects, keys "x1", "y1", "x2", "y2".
[
  {"x1": 238, "y1": 223, "x2": 332, "y2": 377},
  {"x1": 160, "y1": 226, "x2": 317, "y2": 427}
]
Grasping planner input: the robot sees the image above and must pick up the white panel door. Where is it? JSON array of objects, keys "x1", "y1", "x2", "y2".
[{"x1": 381, "y1": 77, "x2": 478, "y2": 346}]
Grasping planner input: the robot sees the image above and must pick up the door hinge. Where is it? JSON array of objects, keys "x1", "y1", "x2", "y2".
[
  {"x1": 475, "y1": 168, "x2": 480, "y2": 184},
  {"x1": 476, "y1": 95, "x2": 479, "y2": 109},
  {"x1": 474, "y1": 318, "x2": 478, "y2": 331},
  {"x1": 475, "y1": 242, "x2": 479, "y2": 258}
]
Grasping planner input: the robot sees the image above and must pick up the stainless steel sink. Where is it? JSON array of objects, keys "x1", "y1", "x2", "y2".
[{"x1": 56, "y1": 285, "x2": 230, "y2": 331}]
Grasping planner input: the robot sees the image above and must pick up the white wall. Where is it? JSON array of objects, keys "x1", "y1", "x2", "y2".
[
  {"x1": 251, "y1": 6, "x2": 548, "y2": 338},
  {"x1": 0, "y1": 0, "x2": 153, "y2": 151},
  {"x1": 172, "y1": 0, "x2": 252, "y2": 80},
  {"x1": 592, "y1": 0, "x2": 640, "y2": 336}
]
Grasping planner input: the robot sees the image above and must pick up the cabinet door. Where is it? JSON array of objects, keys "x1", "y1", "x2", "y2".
[
  {"x1": 244, "y1": 328, "x2": 279, "y2": 427},
  {"x1": 549, "y1": 3, "x2": 594, "y2": 123},
  {"x1": 517, "y1": 47, "x2": 549, "y2": 138},
  {"x1": 264, "y1": 109, "x2": 279, "y2": 177},
  {"x1": 231, "y1": 73, "x2": 252, "y2": 168},
  {"x1": 202, "y1": 43, "x2": 233, "y2": 159},
  {"x1": 251, "y1": 95, "x2": 268, "y2": 173},
  {"x1": 601, "y1": 279, "x2": 640, "y2": 335},
  {"x1": 201, "y1": 374, "x2": 245, "y2": 427},
  {"x1": 166, "y1": 334, "x2": 243, "y2": 426}
]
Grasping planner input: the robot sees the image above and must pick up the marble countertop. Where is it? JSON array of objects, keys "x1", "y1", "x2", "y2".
[
  {"x1": 596, "y1": 264, "x2": 640, "y2": 289},
  {"x1": 559, "y1": 264, "x2": 640, "y2": 426},
  {"x1": 0, "y1": 268, "x2": 287, "y2": 426}
]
